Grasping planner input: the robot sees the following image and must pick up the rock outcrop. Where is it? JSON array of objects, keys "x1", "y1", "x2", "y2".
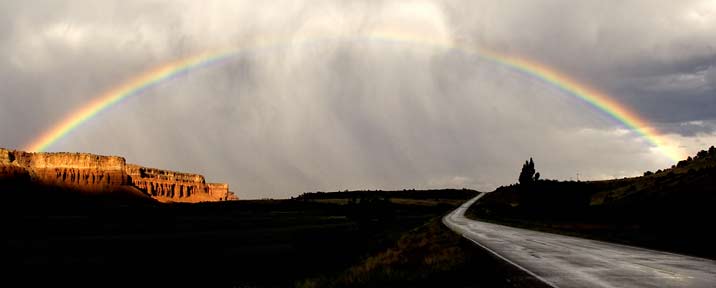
[
  {"x1": 0, "y1": 148, "x2": 237, "y2": 203},
  {"x1": 126, "y1": 164, "x2": 237, "y2": 202}
]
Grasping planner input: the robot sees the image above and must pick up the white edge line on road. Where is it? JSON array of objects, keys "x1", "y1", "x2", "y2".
[
  {"x1": 442, "y1": 194, "x2": 560, "y2": 288},
  {"x1": 460, "y1": 233, "x2": 559, "y2": 288}
]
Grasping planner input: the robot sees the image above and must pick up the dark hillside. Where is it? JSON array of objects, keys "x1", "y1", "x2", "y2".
[{"x1": 467, "y1": 146, "x2": 716, "y2": 259}]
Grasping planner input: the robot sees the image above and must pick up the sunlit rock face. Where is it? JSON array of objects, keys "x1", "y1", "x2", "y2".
[
  {"x1": 1, "y1": 149, "x2": 128, "y2": 190},
  {"x1": 0, "y1": 148, "x2": 237, "y2": 202},
  {"x1": 126, "y1": 164, "x2": 237, "y2": 202}
]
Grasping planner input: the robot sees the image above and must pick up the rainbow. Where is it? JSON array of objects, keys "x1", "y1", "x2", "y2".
[{"x1": 24, "y1": 34, "x2": 685, "y2": 161}]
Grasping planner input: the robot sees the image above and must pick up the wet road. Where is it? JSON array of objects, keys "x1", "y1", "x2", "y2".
[{"x1": 443, "y1": 194, "x2": 716, "y2": 288}]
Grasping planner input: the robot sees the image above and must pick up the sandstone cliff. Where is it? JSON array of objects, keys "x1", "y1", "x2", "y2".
[
  {"x1": 126, "y1": 164, "x2": 237, "y2": 202},
  {"x1": 0, "y1": 148, "x2": 237, "y2": 203}
]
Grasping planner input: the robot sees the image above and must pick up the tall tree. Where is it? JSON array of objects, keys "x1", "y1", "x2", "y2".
[{"x1": 519, "y1": 158, "x2": 537, "y2": 185}]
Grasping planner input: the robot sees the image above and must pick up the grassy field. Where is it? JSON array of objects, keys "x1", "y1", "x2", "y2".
[{"x1": 2, "y1": 188, "x2": 543, "y2": 287}]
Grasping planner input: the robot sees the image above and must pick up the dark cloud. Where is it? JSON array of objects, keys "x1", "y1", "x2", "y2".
[
  {"x1": 657, "y1": 120, "x2": 716, "y2": 138},
  {"x1": 707, "y1": 66, "x2": 716, "y2": 88}
]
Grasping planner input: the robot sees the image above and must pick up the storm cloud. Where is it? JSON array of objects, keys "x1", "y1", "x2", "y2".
[{"x1": 1, "y1": 1, "x2": 714, "y2": 198}]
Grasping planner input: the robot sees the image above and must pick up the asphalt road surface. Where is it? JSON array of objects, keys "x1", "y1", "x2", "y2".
[{"x1": 443, "y1": 194, "x2": 716, "y2": 288}]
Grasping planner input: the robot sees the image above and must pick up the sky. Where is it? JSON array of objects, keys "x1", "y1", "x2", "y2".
[{"x1": 1, "y1": 0, "x2": 715, "y2": 199}]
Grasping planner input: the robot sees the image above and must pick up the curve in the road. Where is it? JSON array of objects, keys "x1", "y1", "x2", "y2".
[{"x1": 443, "y1": 194, "x2": 716, "y2": 288}]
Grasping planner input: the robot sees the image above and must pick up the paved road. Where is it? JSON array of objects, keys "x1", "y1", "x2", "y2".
[{"x1": 443, "y1": 194, "x2": 716, "y2": 288}]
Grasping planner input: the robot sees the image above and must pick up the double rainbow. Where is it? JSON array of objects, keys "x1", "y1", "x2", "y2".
[{"x1": 24, "y1": 34, "x2": 685, "y2": 162}]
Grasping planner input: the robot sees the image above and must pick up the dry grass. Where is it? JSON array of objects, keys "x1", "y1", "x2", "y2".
[
  {"x1": 297, "y1": 218, "x2": 469, "y2": 287},
  {"x1": 388, "y1": 198, "x2": 465, "y2": 207},
  {"x1": 297, "y1": 217, "x2": 547, "y2": 288}
]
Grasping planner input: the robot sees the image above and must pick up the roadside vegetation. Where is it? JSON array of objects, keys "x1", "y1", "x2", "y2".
[{"x1": 297, "y1": 217, "x2": 548, "y2": 288}]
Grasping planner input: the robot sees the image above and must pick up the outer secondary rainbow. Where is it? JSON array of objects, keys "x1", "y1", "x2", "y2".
[{"x1": 24, "y1": 34, "x2": 685, "y2": 162}]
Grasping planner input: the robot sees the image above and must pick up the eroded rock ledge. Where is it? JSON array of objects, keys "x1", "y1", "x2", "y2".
[{"x1": 0, "y1": 148, "x2": 237, "y2": 203}]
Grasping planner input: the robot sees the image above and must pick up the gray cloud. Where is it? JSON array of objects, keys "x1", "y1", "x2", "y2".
[
  {"x1": 1, "y1": 1, "x2": 715, "y2": 198},
  {"x1": 707, "y1": 66, "x2": 716, "y2": 88},
  {"x1": 659, "y1": 120, "x2": 716, "y2": 137}
]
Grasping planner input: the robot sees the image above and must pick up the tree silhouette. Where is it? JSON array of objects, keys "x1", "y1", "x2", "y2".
[
  {"x1": 696, "y1": 150, "x2": 708, "y2": 159},
  {"x1": 519, "y1": 158, "x2": 538, "y2": 185}
]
